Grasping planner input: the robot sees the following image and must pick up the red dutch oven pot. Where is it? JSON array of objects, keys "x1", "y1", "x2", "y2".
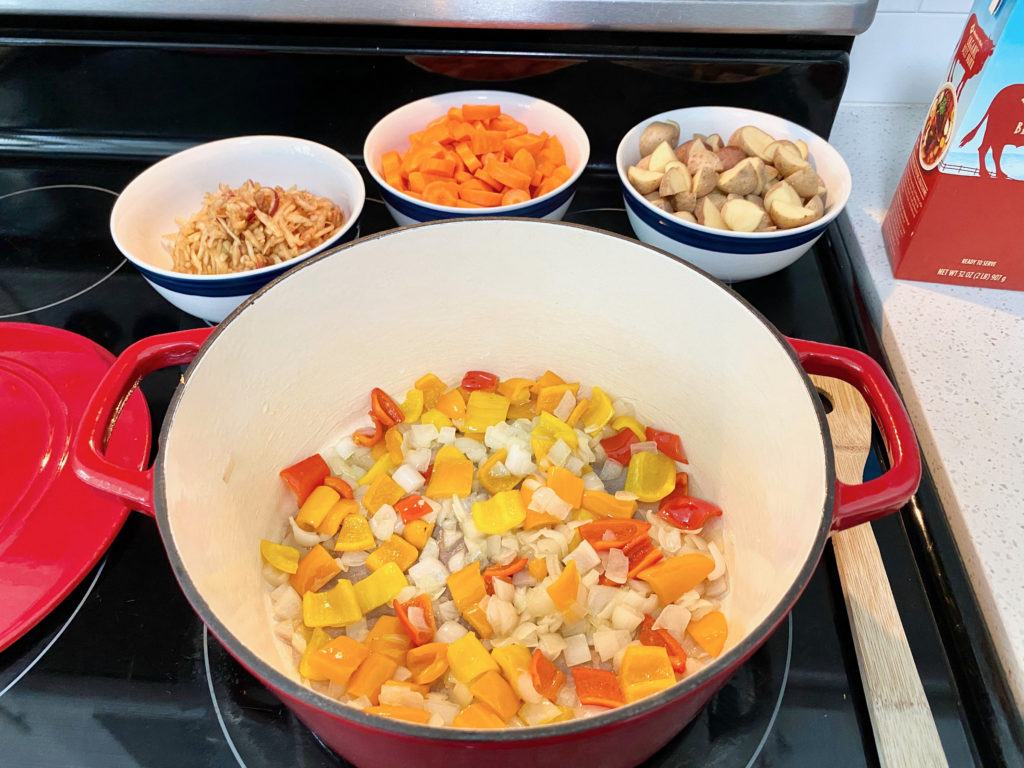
[{"x1": 72, "y1": 219, "x2": 920, "y2": 768}]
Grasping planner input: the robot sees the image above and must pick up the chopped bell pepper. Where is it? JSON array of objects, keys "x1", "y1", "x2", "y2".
[
  {"x1": 295, "y1": 485, "x2": 341, "y2": 531},
  {"x1": 578, "y1": 519, "x2": 651, "y2": 551},
  {"x1": 452, "y1": 702, "x2": 506, "y2": 729},
  {"x1": 600, "y1": 429, "x2": 638, "y2": 468},
  {"x1": 611, "y1": 415, "x2": 647, "y2": 441},
  {"x1": 290, "y1": 543, "x2": 341, "y2": 595},
  {"x1": 687, "y1": 610, "x2": 728, "y2": 657},
  {"x1": 535, "y1": 384, "x2": 577, "y2": 415},
  {"x1": 394, "y1": 593, "x2": 436, "y2": 645},
  {"x1": 364, "y1": 705, "x2": 431, "y2": 724},
  {"x1": 446, "y1": 561, "x2": 487, "y2": 613},
  {"x1": 424, "y1": 446, "x2": 474, "y2": 498},
  {"x1": 407, "y1": 641, "x2": 449, "y2": 685},
  {"x1": 471, "y1": 490, "x2": 527, "y2": 535},
  {"x1": 637, "y1": 553, "x2": 715, "y2": 605},
  {"x1": 384, "y1": 427, "x2": 404, "y2": 465},
  {"x1": 565, "y1": 397, "x2": 590, "y2": 428},
  {"x1": 352, "y1": 414, "x2": 384, "y2": 447},
  {"x1": 491, "y1": 644, "x2": 532, "y2": 690},
  {"x1": 581, "y1": 386, "x2": 615, "y2": 434},
  {"x1": 333, "y1": 514, "x2": 376, "y2": 552},
  {"x1": 298, "y1": 627, "x2": 331, "y2": 681},
  {"x1": 323, "y1": 476, "x2": 355, "y2": 499},
  {"x1": 624, "y1": 451, "x2": 677, "y2": 502},
  {"x1": 395, "y1": 494, "x2": 433, "y2": 523},
  {"x1": 260, "y1": 539, "x2": 300, "y2": 573},
  {"x1": 358, "y1": 453, "x2": 396, "y2": 487},
  {"x1": 414, "y1": 372, "x2": 447, "y2": 410},
  {"x1": 482, "y1": 557, "x2": 528, "y2": 584},
  {"x1": 461, "y1": 370, "x2": 499, "y2": 392},
  {"x1": 645, "y1": 426, "x2": 687, "y2": 462},
  {"x1": 530, "y1": 370, "x2": 566, "y2": 395},
  {"x1": 469, "y1": 669, "x2": 521, "y2": 721},
  {"x1": 447, "y1": 632, "x2": 499, "y2": 684},
  {"x1": 546, "y1": 559, "x2": 579, "y2": 613},
  {"x1": 316, "y1": 498, "x2": 359, "y2": 537},
  {"x1": 532, "y1": 411, "x2": 577, "y2": 449},
  {"x1": 363, "y1": 473, "x2": 405, "y2": 515},
  {"x1": 478, "y1": 448, "x2": 521, "y2": 495},
  {"x1": 399, "y1": 388, "x2": 425, "y2": 422},
  {"x1": 618, "y1": 645, "x2": 676, "y2": 703},
  {"x1": 370, "y1": 387, "x2": 405, "y2": 427},
  {"x1": 546, "y1": 466, "x2": 583, "y2": 508},
  {"x1": 436, "y1": 388, "x2": 467, "y2": 420},
  {"x1": 354, "y1": 561, "x2": 409, "y2": 613},
  {"x1": 346, "y1": 651, "x2": 399, "y2": 705},
  {"x1": 571, "y1": 666, "x2": 626, "y2": 708},
  {"x1": 527, "y1": 557, "x2": 548, "y2": 580},
  {"x1": 306, "y1": 634, "x2": 370, "y2": 686},
  {"x1": 638, "y1": 615, "x2": 687, "y2": 673},
  {"x1": 419, "y1": 408, "x2": 453, "y2": 429},
  {"x1": 302, "y1": 578, "x2": 362, "y2": 628},
  {"x1": 496, "y1": 377, "x2": 534, "y2": 405},
  {"x1": 580, "y1": 489, "x2": 637, "y2": 519},
  {"x1": 623, "y1": 533, "x2": 663, "y2": 578},
  {"x1": 529, "y1": 648, "x2": 566, "y2": 702},
  {"x1": 463, "y1": 391, "x2": 510, "y2": 435},
  {"x1": 657, "y1": 495, "x2": 722, "y2": 530},
  {"x1": 364, "y1": 615, "x2": 412, "y2": 664},
  {"x1": 402, "y1": 519, "x2": 434, "y2": 550},
  {"x1": 530, "y1": 437, "x2": 556, "y2": 464},
  {"x1": 461, "y1": 603, "x2": 494, "y2": 639},
  {"x1": 365, "y1": 534, "x2": 420, "y2": 572},
  {"x1": 280, "y1": 453, "x2": 330, "y2": 505}
]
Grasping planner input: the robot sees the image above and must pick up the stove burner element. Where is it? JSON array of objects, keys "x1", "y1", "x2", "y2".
[
  {"x1": 0, "y1": 185, "x2": 123, "y2": 318},
  {"x1": 202, "y1": 617, "x2": 791, "y2": 767}
]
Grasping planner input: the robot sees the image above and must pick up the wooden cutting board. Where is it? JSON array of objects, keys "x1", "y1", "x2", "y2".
[{"x1": 811, "y1": 375, "x2": 949, "y2": 768}]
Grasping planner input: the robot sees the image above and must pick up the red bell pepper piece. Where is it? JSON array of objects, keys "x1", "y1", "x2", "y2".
[
  {"x1": 352, "y1": 413, "x2": 384, "y2": 447},
  {"x1": 529, "y1": 648, "x2": 566, "y2": 702},
  {"x1": 371, "y1": 387, "x2": 405, "y2": 427},
  {"x1": 661, "y1": 472, "x2": 689, "y2": 505},
  {"x1": 644, "y1": 427, "x2": 687, "y2": 463},
  {"x1": 420, "y1": 462, "x2": 434, "y2": 482},
  {"x1": 323, "y1": 476, "x2": 354, "y2": 499},
  {"x1": 600, "y1": 428, "x2": 639, "y2": 466},
  {"x1": 461, "y1": 370, "x2": 499, "y2": 392},
  {"x1": 578, "y1": 519, "x2": 651, "y2": 551},
  {"x1": 657, "y1": 496, "x2": 722, "y2": 531},
  {"x1": 482, "y1": 557, "x2": 528, "y2": 582},
  {"x1": 279, "y1": 453, "x2": 330, "y2": 505},
  {"x1": 394, "y1": 594, "x2": 437, "y2": 646},
  {"x1": 395, "y1": 494, "x2": 433, "y2": 524},
  {"x1": 623, "y1": 533, "x2": 663, "y2": 578},
  {"x1": 571, "y1": 666, "x2": 625, "y2": 708},
  {"x1": 637, "y1": 615, "x2": 687, "y2": 673}
]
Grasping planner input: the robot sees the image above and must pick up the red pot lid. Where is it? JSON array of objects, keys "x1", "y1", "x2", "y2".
[{"x1": 0, "y1": 323, "x2": 151, "y2": 652}]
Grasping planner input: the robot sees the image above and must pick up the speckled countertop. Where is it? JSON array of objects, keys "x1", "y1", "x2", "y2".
[{"x1": 830, "y1": 103, "x2": 1024, "y2": 710}]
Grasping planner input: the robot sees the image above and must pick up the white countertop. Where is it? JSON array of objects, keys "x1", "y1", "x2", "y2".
[{"x1": 830, "y1": 103, "x2": 1024, "y2": 711}]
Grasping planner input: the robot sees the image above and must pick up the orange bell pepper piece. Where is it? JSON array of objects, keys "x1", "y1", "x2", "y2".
[
  {"x1": 529, "y1": 648, "x2": 566, "y2": 703},
  {"x1": 370, "y1": 387, "x2": 405, "y2": 427},
  {"x1": 364, "y1": 705, "x2": 431, "y2": 724},
  {"x1": 482, "y1": 557, "x2": 528, "y2": 585},
  {"x1": 637, "y1": 615, "x2": 687, "y2": 673},
  {"x1": 425, "y1": 446, "x2": 474, "y2": 498},
  {"x1": 289, "y1": 544, "x2": 341, "y2": 595},
  {"x1": 546, "y1": 560, "x2": 579, "y2": 613},
  {"x1": 364, "y1": 615, "x2": 412, "y2": 665},
  {"x1": 394, "y1": 593, "x2": 437, "y2": 646},
  {"x1": 414, "y1": 373, "x2": 447, "y2": 410},
  {"x1": 571, "y1": 666, "x2": 626, "y2": 708},
  {"x1": 546, "y1": 466, "x2": 583, "y2": 508},
  {"x1": 452, "y1": 702, "x2": 506, "y2": 729},
  {"x1": 323, "y1": 476, "x2": 354, "y2": 498},
  {"x1": 578, "y1": 519, "x2": 651, "y2": 551},
  {"x1": 446, "y1": 561, "x2": 487, "y2": 613},
  {"x1": 436, "y1": 388, "x2": 466, "y2": 420},
  {"x1": 346, "y1": 652, "x2": 399, "y2": 705},
  {"x1": 279, "y1": 453, "x2": 330, "y2": 505},
  {"x1": 618, "y1": 645, "x2": 676, "y2": 703},
  {"x1": 637, "y1": 553, "x2": 716, "y2": 605},
  {"x1": 363, "y1": 473, "x2": 405, "y2": 515},
  {"x1": 687, "y1": 610, "x2": 728, "y2": 658},
  {"x1": 469, "y1": 669, "x2": 521, "y2": 721},
  {"x1": 305, "y1": 635, "x2": 370, "y2": 687},
  {"x1": 407, "y1": 642, "x2": 449, "y2": 685},
  {"x1": 580, "y1": 489, "x2": 638, "y2": 519}
]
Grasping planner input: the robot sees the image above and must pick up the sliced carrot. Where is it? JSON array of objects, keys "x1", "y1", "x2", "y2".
[
  {"x1": 536, "y1": 164, "x2": 573, "y2": 196},
  {"x1": 501, "y1": 188, "x2": 530, "y2": 206},
  {"x1": 473, "y1": 168, "x2": 503, "y2": 192},
  {"x1": 540, "y1": 135, "x2": 566, "y2": 165},
  {"x1": 462, "y1": 103, "x2": 501, "y2": 121},
  {"x1": 483, "y1": 130, "x2": 507, "y2": 153},
  {"x1": 459, "y1": 186, "x2": 504, "y2": 207},
  {"x1": 485, "y1": 159, "x2": 531, "y2": 191},
  {"x1": 423, "y1": 180, "x2": 460, "y2": 206},
  {"x1": 420, "y1": 122, "x2": 451, "y2": 145},
  {"x1": 510, "y1": 148, "x2": 536, "y2": 180},
  {"x1": 454, "y1": 142, "x2": 482, "y2": 172},
  {"x1": 451, "y1": 122, "x2": 474, "y2": 143},
  {"x1": 420, "y1": 157, "x2": 457, "y2": 176},
  {"x1": 454, "y1": 169, "x2": 474, "y2": 184},
  {"x1": 455, "y1": 199, "x2": 484, "y2": 208},
  {"x1": 470, "y1": 125, "x2": 490, "y2": 156},
  {"x1": 381, "y1": 150, "x2": 401, "y2": 177},
  {"x1": 488, "y1": 112, "x2": 522, "y2": 132}
]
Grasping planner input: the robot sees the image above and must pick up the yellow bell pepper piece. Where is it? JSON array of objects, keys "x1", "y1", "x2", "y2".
[
  {"x1": 453, "y1": 702, "x2": 506, "y2": 729},
  {"x1": 447, "y1": 632, "x2": 499, "y2": 684},
  {"x1": 462, "y1": 603, "x2": 494, "y2": 639},
  {"x1": 471, "y1": 490, "x2": 527, "y2": 535},
  {"x1": 364, "y1": 705, "x2": 432, "y2": 724},
  {"x1": 582, "y1": 386, "x2": 615, "y2": 434},
  {"x1": 618, "y1": 645, "x2": 676, "y2": 703},
  {"x1": 302, "y1": 578, "x2": 362, "y2": 628},
  {"x1": 364, "y1": 615, "x2": 412, "y2": 665},
  {"x1": 298, "y1": 627, "x2": 331, "y2": 681},
  {"x1": 496, "y1": 377, "x2": 535, "y2": 405},
  {"x1": 527, "y1": 558, "x2": 548, "y2": 580},
  {"x1": 687, "y1": 610, "x2": 728, "y2": 657},
  {"x1": 358, "y1": 453, "x2": 396, "y2": 487},
  {"x1": 535, "y1": 384, "x2": 577, "y2": 415},
  {"x1": 316, "y1": 498, "x2": 359, "y2": 536},
  {"x1": 354, "y1": 561, "x2": 409, "y2": 614},
  {"x1": 365, "y1": 534, "x2": 420, "y2": 572},
  {"x1": 611, "y1": 414, "x2": 647, "y2": 441},
  {"x1": 491, "y1": 644, "x2": 533, "y2": 690},
  {"x1": 415, "y1": 373, "x2": 447, "y2": 410},
  {"x1": 419, "y1": 408, "x2": 453, "y2": 429},
  {"x1": 530, "y1": 370, "x2": 567, "y2": 395},
  {"x1": 546, "y1": 559, "x2": 579, "y2": 613},
  {"x1": 463, "y1": 391, "x2": 511, "y2": 435},
  {"x1": 385, "y1": 427, "x2": 404, "y2": 465},
  {"x1": 565, "y1": 397, "x2": 589, "y2": 428},
  {"x1": 295, "y1": 485, "x2": 341, "y2": 531},
  {"x1": 259, "y1": 539, "x2": 300, "y2": 573},
  {"x1": 305, "y1": 634, "x2": 370, "y2": 687},
  {"x1": 446, "y1": 561, "x2": 487, "y2": 613},
  {"x1": 508, "y1": 400, "x2": 537, "y2": 420},
  {"x1": 407, "y1": 642, "x2": 450, "y2": 685},
  {"x1": 363, "y1": 473, "x2": 405, "y2": 514},
  {"x1": 399, "y1": 388, "x2": 425, "y2": 422},
  {"x1": 333, "y1": 514, "x2": 376, "y2": 552},
  {"x1": 402, "y1": 519, "x2": 434, "y2": 550},
  {"x1": 469, "y1": 669, "x2": 521, "y2": 721},
  {"x1": 580, "y1": 489, "x2": 637, "y2": 519},
  {"x1": 546, "y1": 466, "x2": 583, "y2": 508},
  {"x1": 532, "y1": 411, "x2": 578, "y2": 449},
  {"x1": 478, "y1": 448, "x2": 520, "y2": 495},
  {"x1": 346, "y1": 651, "x2": 399, "y2": 705},
  {"x1": 370, "y1": 440, "x2": 388, "y2": 460},
  {"x1": 436, "y1": 388, "x2": 467, "y2": 420},
  {"x1": 637, "y1": 553, "x2": 716, "y2": 605},
  {"x1": 291, "y1": 543, "x2": 341, "y2": 594},
  {"x1": 530, "y1": 437, "x2": 556, "y2": 464},
  {"x1": 624, "y1": 451, "x2": 677, "y2": 502},
  {"x1": 425, "y1": 446, "x2": 474, "y2": 498}
]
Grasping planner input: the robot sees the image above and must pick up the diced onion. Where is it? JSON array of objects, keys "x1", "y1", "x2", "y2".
[
  {"x1": 563, "y1": 633, "x2": 592, "y2": 666},
  {"x1": 545, "y1": 439, "x2": 572, "y2": 467},
  {"x1": 581, "y1": 471, "x2": 605, "y2": 491},
  {"x1": 369, "y1": 504, "x2": 397, "y2": 541},
  {"x1": 451, "y1": 680, "x2": 474, "y2": 706},
  {"x1": 553, "y1": 390, "x2": 576, "y2": 421},
  {"x1": 408, "y1": 424, "x2": 440, "y2": 449},
  {"x1": 334, "y1": 435, "x2": 358, "y2": 460},
  {"x1": 586, "y1": 584, "x2": 620, "y2": 615},
  {"x1": 379, "y1": 684, "x2": 425, "y2": 709},
  {"x1": 593, "y1": 629, "x2": 631, "y2": 662},
  {"x1": 538, "y1": 632, "x2": 567, "y2": 661},
  {"x1": 392, "y1": 463, "x2": 426, "y2": 493},
  {"x1": 504, "y1": 442, "x2": 537, "y2": 476},
  {"x1": 629, "y1": 440, "x2": 659, "y2": 455},
  {"x1": 438, "y1": 426, "x2": 457, "y2": 444},
  {"x1": 517, "y1": 673, "x2": 546, "y2": 706},
  {"x1": 288, "y1": 516, "x2": 325, "y2": 548},
  {"x1": 340, "y1": 550, "x2": 368, "y2": 568},
  {"x1": 604, "y1": 548, "x2": 629, "y2": 584},
  {"x1": 654, "y1": 603, "x2": 692, "y2": 642},
  {"x1": 708, "y1": 541, "x2": 726, "y2": 581},
  {"x1": 404, "y1": 447, "x2": 432, "y2": 471},
  {"x1": 485, "y1": 597, "x2": 519, "y2": 636},
  {"x1": 453, "y1": 437, "x2": 487, "y2": 463},
  {"x1": 345, "y1": 616, "x2": 369, "y2": 641},
  {"x1": 528, "y1": 487, "x2": 572, "y2": 520},
  {"x1": 424, "y1": 696, "x2": 461, "y2": 725},
  {"x1": 433, "y1": 620, "x2": 469, "y2": 644},
  {"x1": 395, "y1": 585, "x2": 419, "y2": 604},
  {"x1": 270, "y1": 583, "x2": 302, "y2": 620},
  {"x1": 273, "y1": 619, "x2": 294, "y2": 642},
  {"x1": 262, "y1": 562, "x2": 290, "y2": 587},
  {"x1": 437, "y1": 600, "x2": 460, "y2": 623},
  {"x1": 564, "y1": 539, "x2": 601, "y2": 574},
  {"x1": 492, "y1": 576, "x2": 515, "y2": 603},
  {"x1": 611, "y1": 603, "x2": 644, "y2": 632},
  {"x1": 408, "y1": 557, "x2": 450, "y2": 598},
  {"x1": 598, "y1": 460, "x2": 624, "y2": 483},
  {"x1": 392, "y1": 666, "x2": 412, "y2": 682}
]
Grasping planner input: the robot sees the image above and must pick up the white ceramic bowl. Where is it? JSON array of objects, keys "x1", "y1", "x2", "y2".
[
  {"x1": 110, "y1": 135, "x2": 366, "y2": 323},
  {"x1": 363, "y1": 90, "x2": 589, "y2": 225},
  {"x1": 616, "y1": 107, "x2": 852, "y2": 282}
]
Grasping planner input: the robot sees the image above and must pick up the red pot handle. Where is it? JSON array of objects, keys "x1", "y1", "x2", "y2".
[
  {"x1": 72, "y1": 327, "x2": 215, "y2": 516},
  {"x1": 786, "y1": 337, "x2": 921, "y2": 531}
]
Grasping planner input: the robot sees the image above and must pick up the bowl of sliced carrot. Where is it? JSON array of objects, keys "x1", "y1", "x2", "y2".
[{"x1": 363, "y1": 90, "x2": 590, "y2": 225}]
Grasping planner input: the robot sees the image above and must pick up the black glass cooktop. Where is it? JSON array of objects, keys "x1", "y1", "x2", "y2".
[{"x1": 0, "y1": 160, "x2": 1014, "y2": 768}]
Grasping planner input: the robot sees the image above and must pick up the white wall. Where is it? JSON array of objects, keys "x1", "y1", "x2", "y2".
[{"x1": 842, "y1": 0, "x2": 972, "y2": 104}]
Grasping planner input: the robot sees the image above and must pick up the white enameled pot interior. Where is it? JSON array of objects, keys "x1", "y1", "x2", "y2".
[{"x1": 157, "y1": 219, "x2": 828, "y2": 705}]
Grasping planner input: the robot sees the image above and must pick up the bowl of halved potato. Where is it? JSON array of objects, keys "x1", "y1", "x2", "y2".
[{"x1": 616, "y1": 106, "x2": 851, "y2": 282}]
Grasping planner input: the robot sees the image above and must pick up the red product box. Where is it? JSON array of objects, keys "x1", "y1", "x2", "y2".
[{"x1": 883, "y1": 0, "x2": 1023, "y2": 290}]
